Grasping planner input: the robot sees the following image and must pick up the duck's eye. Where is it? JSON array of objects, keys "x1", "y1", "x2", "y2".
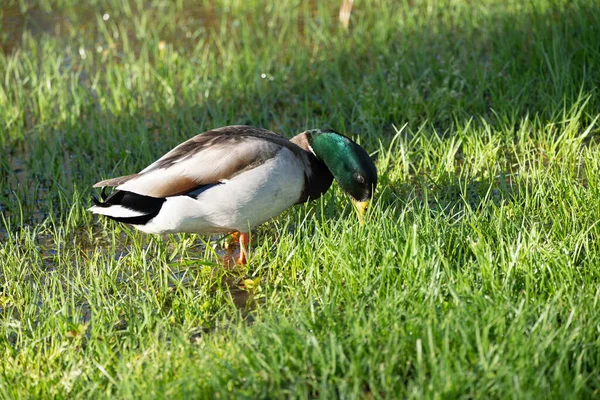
[{"x1": 355, "y1": 173, "x2": 365, "y2": 184}]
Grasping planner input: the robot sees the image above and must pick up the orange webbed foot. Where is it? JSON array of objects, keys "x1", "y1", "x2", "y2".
[{"x1": 223, "y1": 231, "x2": 249, "y2": 266}]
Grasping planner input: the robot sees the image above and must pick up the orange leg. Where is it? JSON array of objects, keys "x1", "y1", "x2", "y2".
[{"x1": 237, "y1": 232, "x2": 249, "y2": 265}]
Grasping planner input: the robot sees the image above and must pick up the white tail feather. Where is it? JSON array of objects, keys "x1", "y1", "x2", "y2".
[{"x1": 88, "y1": 205, "x2": 146, "y2": 218}]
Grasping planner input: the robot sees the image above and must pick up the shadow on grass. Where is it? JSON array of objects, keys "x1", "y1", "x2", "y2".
[{"x1": 1, "y1": 0, "x2": 597, "y2": 216}]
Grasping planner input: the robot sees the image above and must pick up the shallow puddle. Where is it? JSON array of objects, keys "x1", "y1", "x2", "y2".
[
  {"x1": 0, "y1": 227, "x2": 261, "y2": 341},
  {"x1": 1, "y1": 2, "x2": 221, "y2": 55}
]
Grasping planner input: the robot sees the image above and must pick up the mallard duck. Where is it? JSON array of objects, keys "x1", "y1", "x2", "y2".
[{"x1": 89, "y1": 125, "x2": 377, "y2": 264}]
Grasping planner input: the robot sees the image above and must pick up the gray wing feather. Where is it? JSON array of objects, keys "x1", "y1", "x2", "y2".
[{"x1": 93, "y1": 126, "x2": 301, "y2": 198}]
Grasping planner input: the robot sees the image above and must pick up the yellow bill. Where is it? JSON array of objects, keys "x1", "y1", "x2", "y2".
[{"x1": 353, "y1": 200, "x2": 369, "y2": 225}]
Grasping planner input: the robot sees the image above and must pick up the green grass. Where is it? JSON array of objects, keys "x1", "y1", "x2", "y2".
[{"x1": 2, "y1": 0, "x2": 600, "y2": 397}]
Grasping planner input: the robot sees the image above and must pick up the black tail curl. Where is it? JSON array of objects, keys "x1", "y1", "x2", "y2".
[
  {"x1": 91, "y1": 187, "x2": 110, "y2": 207},
  {"x1": 91, "y1": 188, "x2": 165, "y2": 225}
]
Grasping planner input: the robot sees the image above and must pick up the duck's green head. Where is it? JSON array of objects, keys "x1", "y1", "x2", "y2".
[{"x1": 308, "y1": 129, "x2": 378, "y2": 219}]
